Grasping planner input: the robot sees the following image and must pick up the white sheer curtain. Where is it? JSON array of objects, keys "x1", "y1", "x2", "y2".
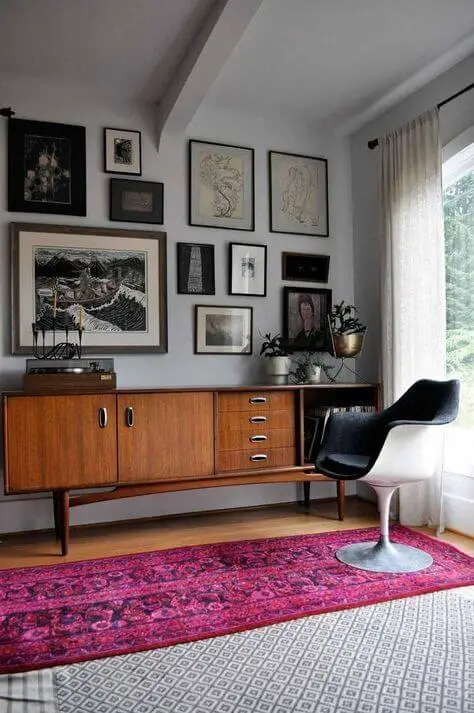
[{"x1": 379, "y1": 108, "x2": 446, "y2": 527}]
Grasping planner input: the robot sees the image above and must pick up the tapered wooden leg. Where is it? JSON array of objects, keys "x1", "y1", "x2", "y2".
[
  {"x1": 52, "y1": 491, "x2": 61, "y2": 540},
  {"x1": 303, "y1": 481, "x2": 311, "y2": 509},
  {"x1": 337, "y1": 480, "x2": 345, "y2": 521},
  {"x1": 59, "y1": 491, "x2": 70, "y2": 555}
]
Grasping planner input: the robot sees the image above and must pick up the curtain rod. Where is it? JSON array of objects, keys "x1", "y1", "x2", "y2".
[{"x1": 367, "y1": 82, "x2": 474, "y2": 149}]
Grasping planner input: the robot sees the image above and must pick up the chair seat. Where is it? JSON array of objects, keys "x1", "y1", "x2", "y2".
[{"x1": 319, "y1": 453, "x2": 371, "y2": 478}]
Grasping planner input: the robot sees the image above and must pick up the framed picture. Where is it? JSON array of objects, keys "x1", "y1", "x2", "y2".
[
  {"x1": 11, "y1": 223, "x2": 167, "y2": 355},
  {"x1": 283, "y1": 286, "x2": 332, "y2": 352},
  {"x1": 8, "y1": 118, "x2": 86, "y2": 216},
  {"x1": 177, "y1": 243, "x2": 215, "y2": 295},
  {"x1": 104, "y1": 127, "x2": 142, "y2": 175},
  {"x1": 269, "y1": 151, "x2": 328, "y2": 236},
  {"x1": 195, "y1": 305, "x2": 253, "y2": 354},
  {"x1": 282, "y1": 252, "x2": 330, "y2": 283},
  {"x1": 229, "y1": 242, "x2": 267, "y2": 296},
  {"x1": 188, "y1": 139, "x2": 254, "y2": 231},
  {"x1": 110, "y1": 179, "x2": 163, "y2": 224}
]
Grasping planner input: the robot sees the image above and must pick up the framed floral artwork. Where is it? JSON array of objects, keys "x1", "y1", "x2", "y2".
[{"x1": 188, "y1": 139, "x2": 254, "y2": 231}]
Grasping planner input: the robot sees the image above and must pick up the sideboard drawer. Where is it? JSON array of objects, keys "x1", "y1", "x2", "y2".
[
  {"x1": 218, "y1": 428, "x2": 295, "y2": 452},
  {"x1": 217, "y1": 391, "x2": 294, "y2": 412},
  {"x1": 218, "y1": 408, "x2": 294, "y2": 433},
  {"x1": 217, "y1": 447, "x2": 296, "y2": 472}
]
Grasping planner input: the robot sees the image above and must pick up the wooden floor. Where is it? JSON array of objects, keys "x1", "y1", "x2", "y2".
[{"x1": 0, "y1": 497, "x2": 472, "y2": 568}]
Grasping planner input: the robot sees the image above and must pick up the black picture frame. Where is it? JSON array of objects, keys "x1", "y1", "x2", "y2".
[
  {"x1": 194, "y1": 305, "x2": 253, "y2": 354},
  {"x1": 8, "y1": 118, "x2": 86, "y2": 216},
  {"x1": 188, "y1": 139, "x2": 255, "y2": 231},
  {"x1": 110, "y1": 178, "x2": 164, "y2": 224},
  {"x1": 268, "y1": 150, "x2": 329, "y2": 236},
  {"x1": 229, "y1": 242, "x2": 267, "y2": 296},
  {"x1": 283, "y1": 286, "x2": 332, "y2": 352},
  {"x1": 104, "y1": 127, "x2": 142, "y2": 175},
  {"x1": 177, "y1": 243, "x2": 215, "y2": 295},
  {"x1": 282, "y1": 252, "x2": 330, "y2": 283}
]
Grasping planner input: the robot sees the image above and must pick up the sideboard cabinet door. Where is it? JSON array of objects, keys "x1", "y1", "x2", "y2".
[
  {"x1": 4, "y1": 394, "x2": 118, "y2": 493},
  {"x1": 117, "y1": 392, "x2": 214, "y2": 483}
]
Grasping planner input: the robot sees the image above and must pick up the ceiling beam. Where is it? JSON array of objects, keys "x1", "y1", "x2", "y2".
[{"x1": 156, "y1": 0, "x2": 264, "y2": 142}]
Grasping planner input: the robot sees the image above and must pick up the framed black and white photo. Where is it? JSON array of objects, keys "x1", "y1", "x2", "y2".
[
  {"x1": 8, "y1": 118, "x2": 86, "y2": 216},
  {"x1": 229, "y1": 242, "x2": 267, "y2": 296},
  {"x1": 110, "y1": 179, "x2": 163, "y2": 223},
  {"x1": 195, "y1": 305, "x2": 253, "y2": 354},
  {"x1": 11, "y1": 223, "x2": 167, "y2": 354},
  {"x1": 269, "y1": 151, "x2": 328, "y2": 236},
  {"x1": 282, "y1": 252, "x2": 330, "y2": 283},
  {"x1": 188, "y1": 139, "x2": 254, "y2": 231},
  {"x1": 177, "y1": 243, "x2": 215, "y2": 295},
  {"x1": 104, "y1": 127, "x2": 142, "y2": 175},
  {"x1": 283, "y1": 286, "x2": 332, "y2": 351}
]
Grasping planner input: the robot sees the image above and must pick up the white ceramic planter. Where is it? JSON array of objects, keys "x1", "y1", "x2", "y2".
[{"x1": 265, "y1": 356, "x2": 291, "y2": 385}]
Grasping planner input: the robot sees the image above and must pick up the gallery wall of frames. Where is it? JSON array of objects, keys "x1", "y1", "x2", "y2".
[{"x1": 5, "y1": 116, "x2": 333, "y2": 359}]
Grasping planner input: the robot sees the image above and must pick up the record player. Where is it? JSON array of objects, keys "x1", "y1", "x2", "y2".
[{"x1": 24, "y1": 358, "x2": 117, "y2": 392}]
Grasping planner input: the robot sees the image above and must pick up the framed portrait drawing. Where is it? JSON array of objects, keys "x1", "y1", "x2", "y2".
[
  {"x1": 110, "y1": 179, "x2": 163, "y2": 224},
  {"x1": 11, "y1": 223, "x2": 167, "y2": 355},
  {"x1": 282, "y1": 252, "x2": 330, "y2": 283},
  {"x1": 269, "y1": 151, "x2": 328, "y2": 236},
  {"x1": 229, "y1": 242, "x2": 267, "y2": 296},
  {"x1": 8, "y1": 118, "x2": 86, "y2": 216},
  {"x1": 104, "y1": 127, "x2": 142, "y2": 175},
  {"x1": 195, "y1": 305, "x2": 253, "y2": 354},
  {"x1": 188, "y1": 139, "x2": 254, "y2": 231},
  {"x1": 177, "y1": 243, "x2": 215, "y2": 295},
  {"x1": 283, "y1": 286, "x2": 332, "y2": 351}
]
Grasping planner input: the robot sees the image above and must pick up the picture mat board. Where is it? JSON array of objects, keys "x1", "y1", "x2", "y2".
[
  {"x1": 229, "y1": 243, "x2": 266, "y2": 296},
  {"x1": 269, "y1": 151, "x2": 328, "y2": 236},
  {"x1": 195, "y1": 306, "x2": 253, "y2": 354},
  {"x1": 189, "y1": 140, "x2": 254, "y2": 230},
  {"x1": 11, "y1": 224, "x2": 167, "y2": 354},
  {"x1": 178, "y1": 243, "x2": 215, "y2": 295}
]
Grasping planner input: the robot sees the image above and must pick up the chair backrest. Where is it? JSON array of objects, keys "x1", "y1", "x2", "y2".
[{"x1": 384, "y1": 379, "x2": 460, "y2": 426}]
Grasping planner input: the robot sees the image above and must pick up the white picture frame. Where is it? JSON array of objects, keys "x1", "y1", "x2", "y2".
[{"x1": 229, "y1": 242, "x2": 267, "y2": 296}]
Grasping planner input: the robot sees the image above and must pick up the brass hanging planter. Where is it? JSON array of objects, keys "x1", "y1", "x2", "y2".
[{"x1": 330, "y1": 331, "x2": 365, "y2": 358}]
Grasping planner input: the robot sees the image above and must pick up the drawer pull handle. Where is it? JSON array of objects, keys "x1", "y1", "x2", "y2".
[
  {"x1": 98, "y1": 407, "x2": 108, "y2": 429},
  {"x1": 249, "y1": 397, "x2": 267, "y2": 404},
  {"x1": 249, "y1": 415, "x2": 267, "y2": 423},
  {"x1": 125, "y1": 407, "x2": 135, "y2": 427},
  {"x1": 250, "y1": 454, "x2": 268, "y2": 462},
  {"x1": 250, "y1": 435, "x2": 267, "y2": 442}
]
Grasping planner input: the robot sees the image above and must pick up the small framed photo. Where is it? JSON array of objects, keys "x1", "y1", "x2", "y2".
[
  {"x1": 283, "y1": 286, "x2": 332, "y2": 352},
  {"x1": 177, "y1": 243, "x2": 215, "y2": 295},
  {"x1": 188, "y1": 139, "x2": 254, "y2": 231},
  {"x1": 269, "y1": 151, "x2": 328, "y2": 236},
  {"x1": 195, "y1": 305, "x2": 253, "y2": 354},
  {"x1": 229, "y1": 242, "x2": 267, "y2": 296},
  {"x1": 110, "y1": 179, "x2": 163, "y2": 224},
  {"x1": 104, "y1": 127, "x2": 142, "y2": 175},
  {"x1": 8, "y1": 118, "x2": 86, "y2": 216},
  {"x1": 282, "y1": 252, "x2": 330, "y2": 283}
]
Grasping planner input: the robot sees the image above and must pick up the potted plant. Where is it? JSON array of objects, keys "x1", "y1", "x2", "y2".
[
  {"x1": 328, "y1": 301, "x2": 367, "y2": 358},
  {"x1": 260, "y1": 333, "x2": 292, "y2": 384},
  {"x1": 290, "y1": 352, "x2": 334, "y2": 384}
]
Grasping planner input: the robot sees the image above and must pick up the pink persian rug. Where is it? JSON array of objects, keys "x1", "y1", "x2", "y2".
[{"x1": 0, "y1": 525, "x2": 473, "y2": 673}]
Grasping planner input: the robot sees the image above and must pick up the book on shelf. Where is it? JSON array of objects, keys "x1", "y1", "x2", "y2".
[{"x1": 304, "y1": 404, "x2": 377, "y2": 463}]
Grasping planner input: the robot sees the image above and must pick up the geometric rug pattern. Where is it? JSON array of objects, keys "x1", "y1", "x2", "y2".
[{"x1": 54, "y1": 588, "x2": 474, "y2": 713}]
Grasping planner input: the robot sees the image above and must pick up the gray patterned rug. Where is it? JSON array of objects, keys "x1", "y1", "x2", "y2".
[{"x1": 2, "y1": 588, "x2": 473, "y2": 713}]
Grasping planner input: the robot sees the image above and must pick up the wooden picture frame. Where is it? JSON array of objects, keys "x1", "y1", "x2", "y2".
[
  {"x1": 110, "y1": 178, "x2": 164, "y2": 224},
  {"x1": 195, "y1": 305, "x2": 253, "y2": 354},
  {"x1": 269, "y1": 151, "x2": 328, "y2": 236},
  {"x1": 188, "y1": 139, "x2": 255, "y2": 231},
  {"x1": 229, "y1": 242, "x2": 267, "y2": 296},
  {"x1": 282, "y1": 252, "x2": 330, "y2": 283},
  {"x1": 11, "y1": 222, "x2": 167, "y2": 355},
  {"x1": 283, "y1": 286, "x2": 332, "y2": 351},
  {"x1": 8, "y1": 118, "x2": 86, "y2": 216},
  {"x1": 177, "y1": 243, "x2": 215, "y2": 295},
  {"x1": 104, "y1": 127, "x2": 142, "y2": 175}
]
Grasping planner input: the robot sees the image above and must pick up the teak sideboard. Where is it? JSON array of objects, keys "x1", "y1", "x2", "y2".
[{"x1": 2, "y1": 383, "x2": 380, "y2": 554}]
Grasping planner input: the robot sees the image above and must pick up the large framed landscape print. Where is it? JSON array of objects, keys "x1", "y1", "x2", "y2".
[
  {"x1": 188, "y1": 140, "x2": 254, "y2": 231},
  {"x1": 8, "y1": 119, "x2": 86, "y2": 216},
  {"x1": 11, "y1": 223, "x2": 167, "y2": 354}
]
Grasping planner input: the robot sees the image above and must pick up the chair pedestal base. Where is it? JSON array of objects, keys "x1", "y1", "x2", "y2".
[{"x1": 335, "y1": 536, "x2": 433, "y2": 573}]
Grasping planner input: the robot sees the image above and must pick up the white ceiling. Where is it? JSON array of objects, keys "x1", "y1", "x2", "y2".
[
  {"x1": 205, "y1": 0, "x2": 474, "y2": 130},
  {"x1": 0, "y1": 0, "x2": 216, "y2": 102},
  {"x1": 1, "y1": 0, "x2": 474, "y2": 130}
]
